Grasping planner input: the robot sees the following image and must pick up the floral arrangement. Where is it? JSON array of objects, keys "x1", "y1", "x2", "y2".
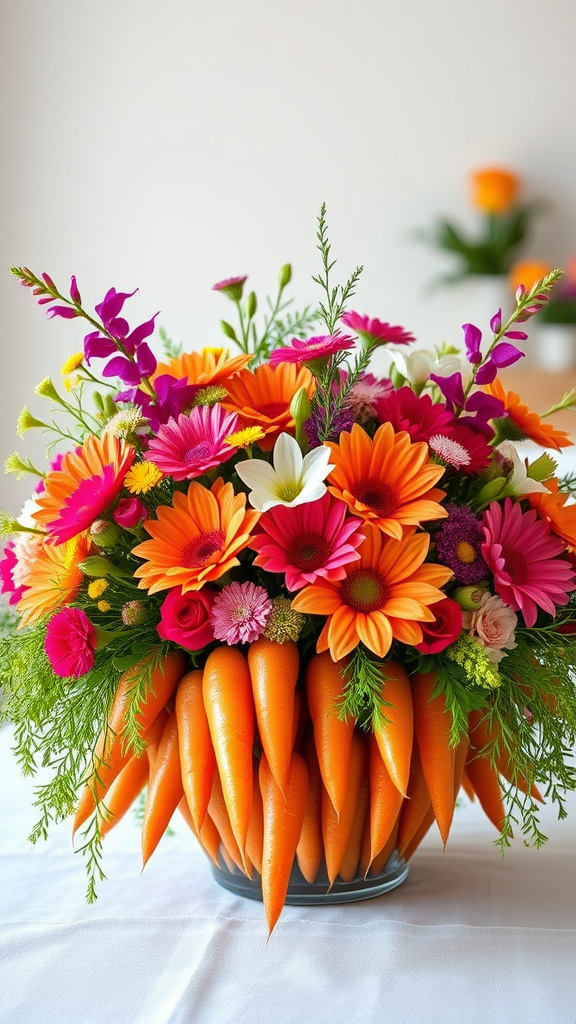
[
  {"x1": 419, "y1": 166, "x2": 543, "y2": 286},
  {"x1": 511, "y1": 259, "x2": 576, "y2": 325},
  {"x1": 2, "y1": 207, "x2": 576, "y2": 934}
]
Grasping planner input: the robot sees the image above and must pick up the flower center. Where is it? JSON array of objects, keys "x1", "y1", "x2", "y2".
[
  {"x1": 353, "y1": 477, "x2": 398, "y2": 519},
  {"x1": 429, "y1": 434, "x2": 471, "y2": 469},
  {"x1": 340, "y1": 567, "x2": 388, "y2": 612},
  {"x1": 182, "y1": 441, "x2": 213, "y2": 465},
  {"x1": 181, "y1": 529, "x2": 225, "y2": 568},
  {"x1": 456, "y1": 540, "x2": 477, "y2": 564},
  {"x1": 501, "y1": 544, "x2": 528, "y2": 584},
  {"x1": 276, "y1": 479, "x2": 302, "y2": 503},
  {"x1": 287, "y1": 531, "x2": 332, "y2": 571}
]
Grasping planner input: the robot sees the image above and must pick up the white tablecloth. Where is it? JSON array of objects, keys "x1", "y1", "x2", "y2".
[{"x1": 1, "y1": 725, "x2": 575, "y2": 1024}]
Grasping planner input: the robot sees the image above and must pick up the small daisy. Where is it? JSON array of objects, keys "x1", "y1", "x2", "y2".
[
  {"x1": 434, "y1": 505, "x2": 488, "y2": 585},
  {"x1": 428, "y1": 424, "x2": 492, "y2": 475},
  {"x1": 124, "y1": 461, "x2": 164, "y2": 494},
  {"x1": 60, "y1": 352, "x2": 84, "y2": 375},
  {"x1": 210, "y1": 581, "x2": 272, "y2": 645},
  {"x1": 225, "y1": 425, "x2": 267, "y2": 449}
]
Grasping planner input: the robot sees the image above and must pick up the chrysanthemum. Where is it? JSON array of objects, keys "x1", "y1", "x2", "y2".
[
  {"x1": 45, "y1": 607, "x2": 98, "y2": 678},
  {"x1": 340, "y1": 312, "x2": 416, "y2": 347},
  {"x1": 528, "y1": 478, "x2": 576, "y2": 550},
  {"x1": 145, "y1": 404, "x2": 239, "y2": 481},
  {"x1": 250, "y1": 492, "x2": 365, "y2": 591},
  {"x1": 131, "y1": 477, "x2": 259, "y2": 594},
  {"x1": 221, "y1": 362, "x2": 314, "y2": 450},
  {"x1": 154, "y1": 347, "x2": 252, "y2": 386},
  {"x1": 428, "y1": 423, "x2": 492, "y2": 475},
  {"x1": 268, "y1": 334, "x2": 355, "y2": 368},
  {"x1": 434, "y1": 505, "x2": 488, "y2": 585},
  {"x1": 235, "y1": 432, "x2": 333, "y2": 512},
  {"x1": 292, "y1": 524, "x2": 453, "y2": 661},
  {"x1": 326, "y1": 422, "x2": 447, "y2": 540},
  {"x1": 484, "y1": 379, "x2": 572, "y2": 451},
  {"x1": 124, "y1": 461, "x2": 164, "y2": 494},
  {"x1": 16, "y1": 534, "x2": 92, "y2": 627},
  {"x1": 32, "y1": 434, "x2": 136, "y2": 544},
  {"x1": 210, "y1": 581, "x2": 272, "y2": 645},
  {"x1": 482, "y1": 497, "x2": 576, "y2": 626},
  {"x1": 375, "y1": 387, "x2": 454, "y2": 444}
]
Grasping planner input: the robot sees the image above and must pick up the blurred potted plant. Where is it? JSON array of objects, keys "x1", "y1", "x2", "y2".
[{"x1": 510, "y1": 259, "x2": 576, "y2": 373}]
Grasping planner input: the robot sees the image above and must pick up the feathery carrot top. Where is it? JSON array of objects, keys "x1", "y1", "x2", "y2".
[
  {"x1": 470, "y1": 167, "x2": 520, "y2": 215},
  {"x1": 484, "y1": 378, "x2": 573, "y2": 451},
  {"x1": 221, "y1": 362, "x2": 315, "y2": 450},
  {"x1": 154, "y1": 347, "x2": 252, "y2": 386}
]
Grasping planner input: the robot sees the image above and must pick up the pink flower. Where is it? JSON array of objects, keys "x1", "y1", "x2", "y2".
[
  {"x1": 114, "y1": 497, "x2": 147, "y2": 527},
  {"x1": 482, "y1": 498, "x2": 576, "y2": 627},
  {"x1": 250, "y1": 492, "x2": 364, "y2": 591},
  {"x1": 45, "y1": 607, "x2": 98, "y2": 678},
  {"x1": 376, "y1": 387, "x2": 454, "y2": 444},
  {"x1": 341, "y1": 311, "x2": 416, "y2": 347},
  {"x1": 268, "y1": 334, "x2": 355, "y2": 368},
  {"x1": 415, "y1": 597, "x2": 463, "y2": 654},
  {"x1": 463, "y1": 592, "x2": 517, "y2": 663},
  {"x1": 346, "y1": 373, "x2": 394, "y2": 425},
  {"x1": 211, "y1": 276, "x2": 247, "y2": 301},
  {"x1": 145, "y1": 404, "x2": 239, "y2": 481},
  {"x1": 157, "y1": 586, "x2": 217, "y2": 649},
  {"x1": 428, "y1": 423, "x2": 492, "y2": 474},
  {"x1": 0, "y1": 542, "x2": 26, "y2": 605},
  {"x1": 210, "y1": 582, "x2": 272, "y2": 645}
]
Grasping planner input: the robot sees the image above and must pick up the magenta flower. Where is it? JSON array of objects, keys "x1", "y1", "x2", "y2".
[
  {"x1": 114, "y1": 497, "x2": 147, "y2": 527},
  {"x1": 250, "y1": 492, "x2": 364, "y2": 591},
  {"x1": 341, "y1": 311, "x2": 416, "y2": 347},
  {"x1": 145, "y1": 404, "x2": 239, "y2": 481},
  {"x1": 435, "y1": 505, "x2": 488, "y2": 585},
  {"x1": 376, "y1": 387, "x2": 453, "y2": 444},
  {"x1": 119, "y1": 374, "x2": 201, "y2": 432},
  {"x1": 269, "y1": 334, "x2": 355, "y2": 368},
  {"x1": 212, "y1": 276, "x2": 248, "y2": 301},
  {"x1": 45, "y1": 607, "x2": 98, "y2": 678},
  {"x1": 482, "y1": 497, "x2": 576, "y2": 626},
  {"x1": 0, "y1": 542, "x2": 26, "y2": 605},
  {"x1": 428, "y1": 422, "x2": 492, "y2": 474},
  {"x1": 210, "y1": 582, "x2": 272, "y2": 645},
  {"x1": 157, "y1": 586, "x2": 217, "y2": 649}
]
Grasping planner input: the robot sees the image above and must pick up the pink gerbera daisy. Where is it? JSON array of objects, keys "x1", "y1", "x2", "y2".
[
  {"x1": 210, "y1": 581, "x2": 272, "y2": 644},
  {"x1": 145, "y1": 404, "x2": 239, "y2": 481},
  {"x1": 268, "y1": 334, "x2": 355, "y2": 369},
  {"x1": 250, "y1": 492, "x2": 365, "y2": 591},
  {"x1": 376, "y1": 387, "x2": 454, "y2": 444},
  {"x1": 482, "y1": 497, "x2": 576, "y2": 626},
  {"x1": 428, "y1": 423, "x2": 492, "y2": 474},
  {"x1": 340, "y1": 312, "x2": 416, "y2": 347}
]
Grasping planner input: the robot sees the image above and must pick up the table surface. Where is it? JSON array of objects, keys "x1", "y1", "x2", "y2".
[{"x1": 1, "y1": 726, "x2": 575, "y2": 1024}]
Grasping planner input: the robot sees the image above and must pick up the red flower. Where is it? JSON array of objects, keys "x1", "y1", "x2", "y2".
[
  {"x1": 415, "y1": 597, "x2": 463, "y2": 654},
  {"x1": 157, "y1": 586, "x2": 217, "y2": 650}
]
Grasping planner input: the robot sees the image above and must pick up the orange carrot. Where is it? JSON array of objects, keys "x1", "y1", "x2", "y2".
[
  {"x1": 403, "y1": 805, "x2": 436, "y2": 861},
  {"x1": 464, "y1": 749, "x2": 509, "y2": 834},
  {"x1": 306, "y1": 652, "x2": 355, "y2": 816},
  {"x1": 296, "y1": 731, "x2": 324, "y2": 884},
  {"x1": 372, "y1": 660, "x2": 414, "y2": 797},
  {"x1": 175, "y1": 668, "x2": 217, "y2": 833},
  {"x1": 411, "y1": 671, "x2": 455, "y2": 845},
  {"x1": 260, "y1": 751, "x2": 309, "y2": 934},
  {"x1": 208, "y1": 770, "x2": 247, "y2": 874},
  {"x1": 141, "y1": 712, "x2": 184, "y2": 867},
  {"x1": 396, "y1": 741, "x2": 432, "y2": 858},
  {"x1": 453, "y1": 737, "x2": 470, "y2": 801},
  {"x1": 203, "y1": 646, "x2": 255, "y2": 862},
  {"x1": 338, "y1": 764, "x2": 369, "y2": 882},
  {"x1": 461, "y1": 770, "x2": 476, "y2": 802},
  {"x1": 468, "y1": 710, "x2": 542, "y2": 802},
  {"x1": 322, "y1": 731, "x2": 367, "y2": 885},
  {"x1": 367, "y1": 733, "x2": 405, "y2": 869},
  {"x1": 73, "y1": 734, "x2": 133, "y2": 836},
  {"x1": 248, "y1": 638, "x2": 299, "y2": 795},
  {"x1": 99, "y1": 752, "x2": 150, "y2": 837},
  {"x1": 245, "y1": 762, "x2": 264, "y2": 875},
  {"x1": 368, "y1": 819, "x2": 400, "y2": 875}
]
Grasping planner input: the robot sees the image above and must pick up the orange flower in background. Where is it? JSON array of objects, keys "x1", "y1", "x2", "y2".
[
  {"x1": 509, "y1": 260, "x2": 552, "y2": 293},
  {"x1": 470, "y1": 167, "x2": 520, "y2": 215},
  {"x1": 326, "y1": 421, "x2": 447, "y2": 540},
  {"x1": 16, "y1": 534, "x2": 92, "y2": 627},
  {"x1": 291, "y1": 524, "x2": 453, "y2": 662},
  {"x1": 484, "y1": 379, "x2": 572, "y2": 451},
  {"x1": 528, "y1": 478, "x2": 576, "y2": 550},
  {"x1": 131, "y1": 477, "x2": 259, "y2": 594},
  {"x1": 221, "y1": 362, "x2": 314, "y2": 450},
  {"x1": 154, "y1": 347, "x2": 252, "y2": 387}
]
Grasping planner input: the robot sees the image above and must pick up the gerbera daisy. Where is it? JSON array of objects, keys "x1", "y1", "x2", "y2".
[
  {"x1": 16, "y1": 533, "x2": 92, "y2": 627},
  {"x1": 434, "y1": 505, "x2": 488, "y2": 585},
  {"x1": 154, "y1": 347, "x2": 252, "y2": 386},
  {"x1": 340, "y1": 312, "x2": 416, "y2": 347},
  {"x1": 131, "y1": 477, "x2": 259, "y2": 594},
  {"x1": 292, "y1": 524, "x2": 452, "y2": 662},
  {"x1": 250, "y1": 492, "x2": 365, "y2": 591},
  {"x1": 528, "y1": 478, "x2": 576, "y2": 550},
  {"x1": 428, "y1": 423, "x2": 492, "y2": 475},
  {"x1": 326, "y1": 421, "x2": 447, "y2": 540},
  {"x1": 210, "y1": 582, "x2": 272, "y2": 645},
  {"x1": 32, "y1": 434, "x2": 136, "y2": 544},
  {"x1": 268, "y1": 334, "x2": 355, "y2": 369},
  {"x1": 484, "y1": 379, "x2": 572, "y2": 451},
  {"x1": 482, "y1": 497, "x2": 576, "y2": 626},
  {"x1": 221, "y1": 362, "x2": 314, "y2": 450},
  {"x1": 375, "y1": 387, "x2": 454, "y2": 444},
  {"x1": 145, "y1": 404, "x2": 239, "y2": 481}
]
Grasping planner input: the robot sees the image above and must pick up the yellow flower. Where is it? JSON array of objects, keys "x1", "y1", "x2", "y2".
[
  {"x1": 88, "y1": 578, "x2": 109, "y2": 599},
  {"x1": 225, "y1": 425, "x2": 266, "y2": 449},
  {"x1": 60, "y1": 352, "x2": 84, "y2": 375},
  {"x1": 97, "y1": 600, "x2": 111, "y2": 612},
  {"x1": 124, "y1": 462, "x2": 164, "y2": 494},
  {"x1": 63, "y1": 375, "x2": 80, "y2": 391}
]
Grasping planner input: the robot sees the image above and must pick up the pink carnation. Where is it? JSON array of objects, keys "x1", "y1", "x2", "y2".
[{"x1": 45, "y1": 607, "x2": 98, "y2": 678}]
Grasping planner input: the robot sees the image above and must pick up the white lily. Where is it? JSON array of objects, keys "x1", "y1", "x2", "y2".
[
  {"x1": 235, "y1": 432, "x2": 334, "y2": 512},
  {"x1": 496, "y1": 441, "x2": 548, "y2": 496}
]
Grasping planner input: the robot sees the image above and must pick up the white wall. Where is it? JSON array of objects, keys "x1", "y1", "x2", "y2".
[{"x1": 1, "y1": 0, "x2": 576, "y2": 513}]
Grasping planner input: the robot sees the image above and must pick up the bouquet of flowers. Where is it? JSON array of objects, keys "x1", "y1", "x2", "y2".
[{"x1": 2, "y1": 207, "x2": 576, "y2": 934}]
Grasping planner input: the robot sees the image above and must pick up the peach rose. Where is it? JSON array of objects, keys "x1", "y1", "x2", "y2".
[{"x1": 463, "y1": 592, "x2": 517, "y2": 663}]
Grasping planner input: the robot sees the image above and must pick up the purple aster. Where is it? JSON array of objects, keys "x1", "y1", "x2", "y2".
[{"x1": 434, "y1": 504, "x2": 488, "y2": 585}]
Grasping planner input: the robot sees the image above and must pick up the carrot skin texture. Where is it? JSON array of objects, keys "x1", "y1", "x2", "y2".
[
  {"x1": 99, "y1": 752, "x2": 150, "y2": 837},
  {"x1": 411, "y1": 671, "x2": 455, "y2": 845},
  {"x1": 208, "y1": 771, "x2": 247, "y2": 874},
  {"x1": 176, "y1": 668, "x2": 217, "y2": 834},
  {"x1": 245, "y1": 763, "x2": 264, "y2": 875},
  {"x1": 260, "y1": 752, "x2": 309, "y2": 935},
  {"x1": 338, "y1": 766, "x2": 369, "y2": 882},
  {"x1": 468, "y1": 710, "x2": 542, "y2": 802},
  {"x1": 373, "y1": 660, "x2": 414, "y2": 797},
  {"x1": 296, "y1": 731, "x2": 324, "y2": 884},
  {"x1": 396, "y1": 740, "x2": 432, "y2": 858},
  {"x1": 248, "y1": 638, "x2": 299, "y2": 795},
  {"x1": 141, "y1": 712, "x2": 184, "y2": 866},
  {"x1": 306, "y1": 652, "x2": 355, "y2": 816},
  {"x1": 461, "y1": 770, "x2": 476, "y2": 802},
  {"x1": 322, "y1": 731, "x2": 367, "y2": 885},
  {"x1": 464, "y1": 750, "x2": 509, "y2": 834},
  {"x1": 403, "y1": 805, "x2": 436, "y2": 861},
  {"x1": 367, "y1": 733, "x2": 405, "y2": 868}
]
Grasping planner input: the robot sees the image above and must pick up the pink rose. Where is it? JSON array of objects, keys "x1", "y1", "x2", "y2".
[
  {"x1": 157, "y1": 586, "x2": 216, "y2": 650},
  {"x1": 463, "y1": 593, "x2": 517, "y2": 663},
  {"x1": 415, "y1": 597, "x2": 463, "y2": 655},
  {"x1": 114, "y1": 497, "x2": 147, "y2": 527},
  {"x1": 45, "y1": 607, "x2": 98, "y2": 678}
]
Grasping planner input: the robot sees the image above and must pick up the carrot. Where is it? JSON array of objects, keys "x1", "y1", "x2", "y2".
[
  {"x1": 208, "y1": 770, "x2": 247, "y2": 874},
  {"x1": 248, "y1": 638, "x2": 299, "y2": 795},
  {"x1": 305, "y1": 652, "x2": 355, "y2": 816},
  {"x1": 367, "y1": 733, "x2": 405, "y2": 869},
  {"x1": 144, "y1": 708, "x2": 170, "y2": 765},
  {"x1": 469, "y1": 710, "x2": 542, "y2": 802},
  {"x1": 453, "y1": 737, "x2": 470, "y2": 801},
  {"x1": 461, "y1": 770, "x2": 476, "y2": 802},
  {"x1": 372, "y1": 660, "x2": 414, "y2": 797},
  {"x1": 141, "y1": 712, "x2": 184, "y2": 867},
  {"x1": 411, "y1": 671, "x2": 455, "y2": 846},
  {"x1": 99, "y1": 752, "x2": 150, "y2": 837},
  {"x1": 403, "y1": 805, "x2": 436, "y2": 861},
  {"x1": 73, "y1": 734, "x2": 133, "y2": 836},
  {"x1": 369, "y1": 819, "x2": 400, "y2": 875},
  {"x1": 203, "y1": 646, "x2": 255, "y2": 862},
  {"x1": 322, "y1": 731, "x2": 367, "y2": 885},
  {"x1": 396, "y1": 741, "x2": 432, "y2": 858},
  {"x1": 175, "y1": 668, "x2": 217, "y2": 833},
  {"x1": 245, "y1": 762, "x2": 264, "y2": 875},
  {"x1": 464, "y1": 748, "x2": 509, "y2": 834},
  {"x1": 338, "y1": 764, "x2": 369, "y2": 883},
  {"x1": 296, "y1": 731, "x2": 324, "y2": 884},
  {"x1": 260, "y1": 751, "x2": 309, "y2": 934}
]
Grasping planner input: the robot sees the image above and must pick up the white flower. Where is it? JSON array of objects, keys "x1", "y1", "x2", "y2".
[
  {"x1": 496, "y1": 441, "x2": 548, "y2": 497},
  {"x1": 235, "y1": 432, "x2": 333, "y2": 512},
  {"x1": 391, "y1": 347, "x2": 468, "y2": 388}
]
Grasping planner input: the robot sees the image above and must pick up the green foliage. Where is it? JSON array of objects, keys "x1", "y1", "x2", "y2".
[
  {"x1": 312, "y1": 202, "x2": 363, "y2": 335},
  {"x1": 337, "y1": 645, "x2": 385, "y2": 728},
  {"x1": 158, "y1": 326, "x2": 183, "y2": 359}
]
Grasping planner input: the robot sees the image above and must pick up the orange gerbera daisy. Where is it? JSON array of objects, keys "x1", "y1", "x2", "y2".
[
  {"x1": 16, "y1": 533, "x2": 92, "y2": 627},
  {"x1": 484, "y1": 379, "x2": 572, "y2": 451},
  {"x1": 154, "y1": 347, "x2": 252, "y2": 386},
  {"x1": 221, "y1": 363, "x2": 315, "y2": 450},
  {"x1": 32, "y1": 433, "x2": 136, "y2": 544},
  {"x1": 292, "y1": 524, "x2": 453, "y2": 662},
  {"x1": 131, "y1": 477, "x2": 260, "y2": 594},
  {"x1": 325, "y1": 422, "x2": 447, "y2": 540},
  {"x1": 528, "y1": 478, "x2": 576, "y2": 550}
]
